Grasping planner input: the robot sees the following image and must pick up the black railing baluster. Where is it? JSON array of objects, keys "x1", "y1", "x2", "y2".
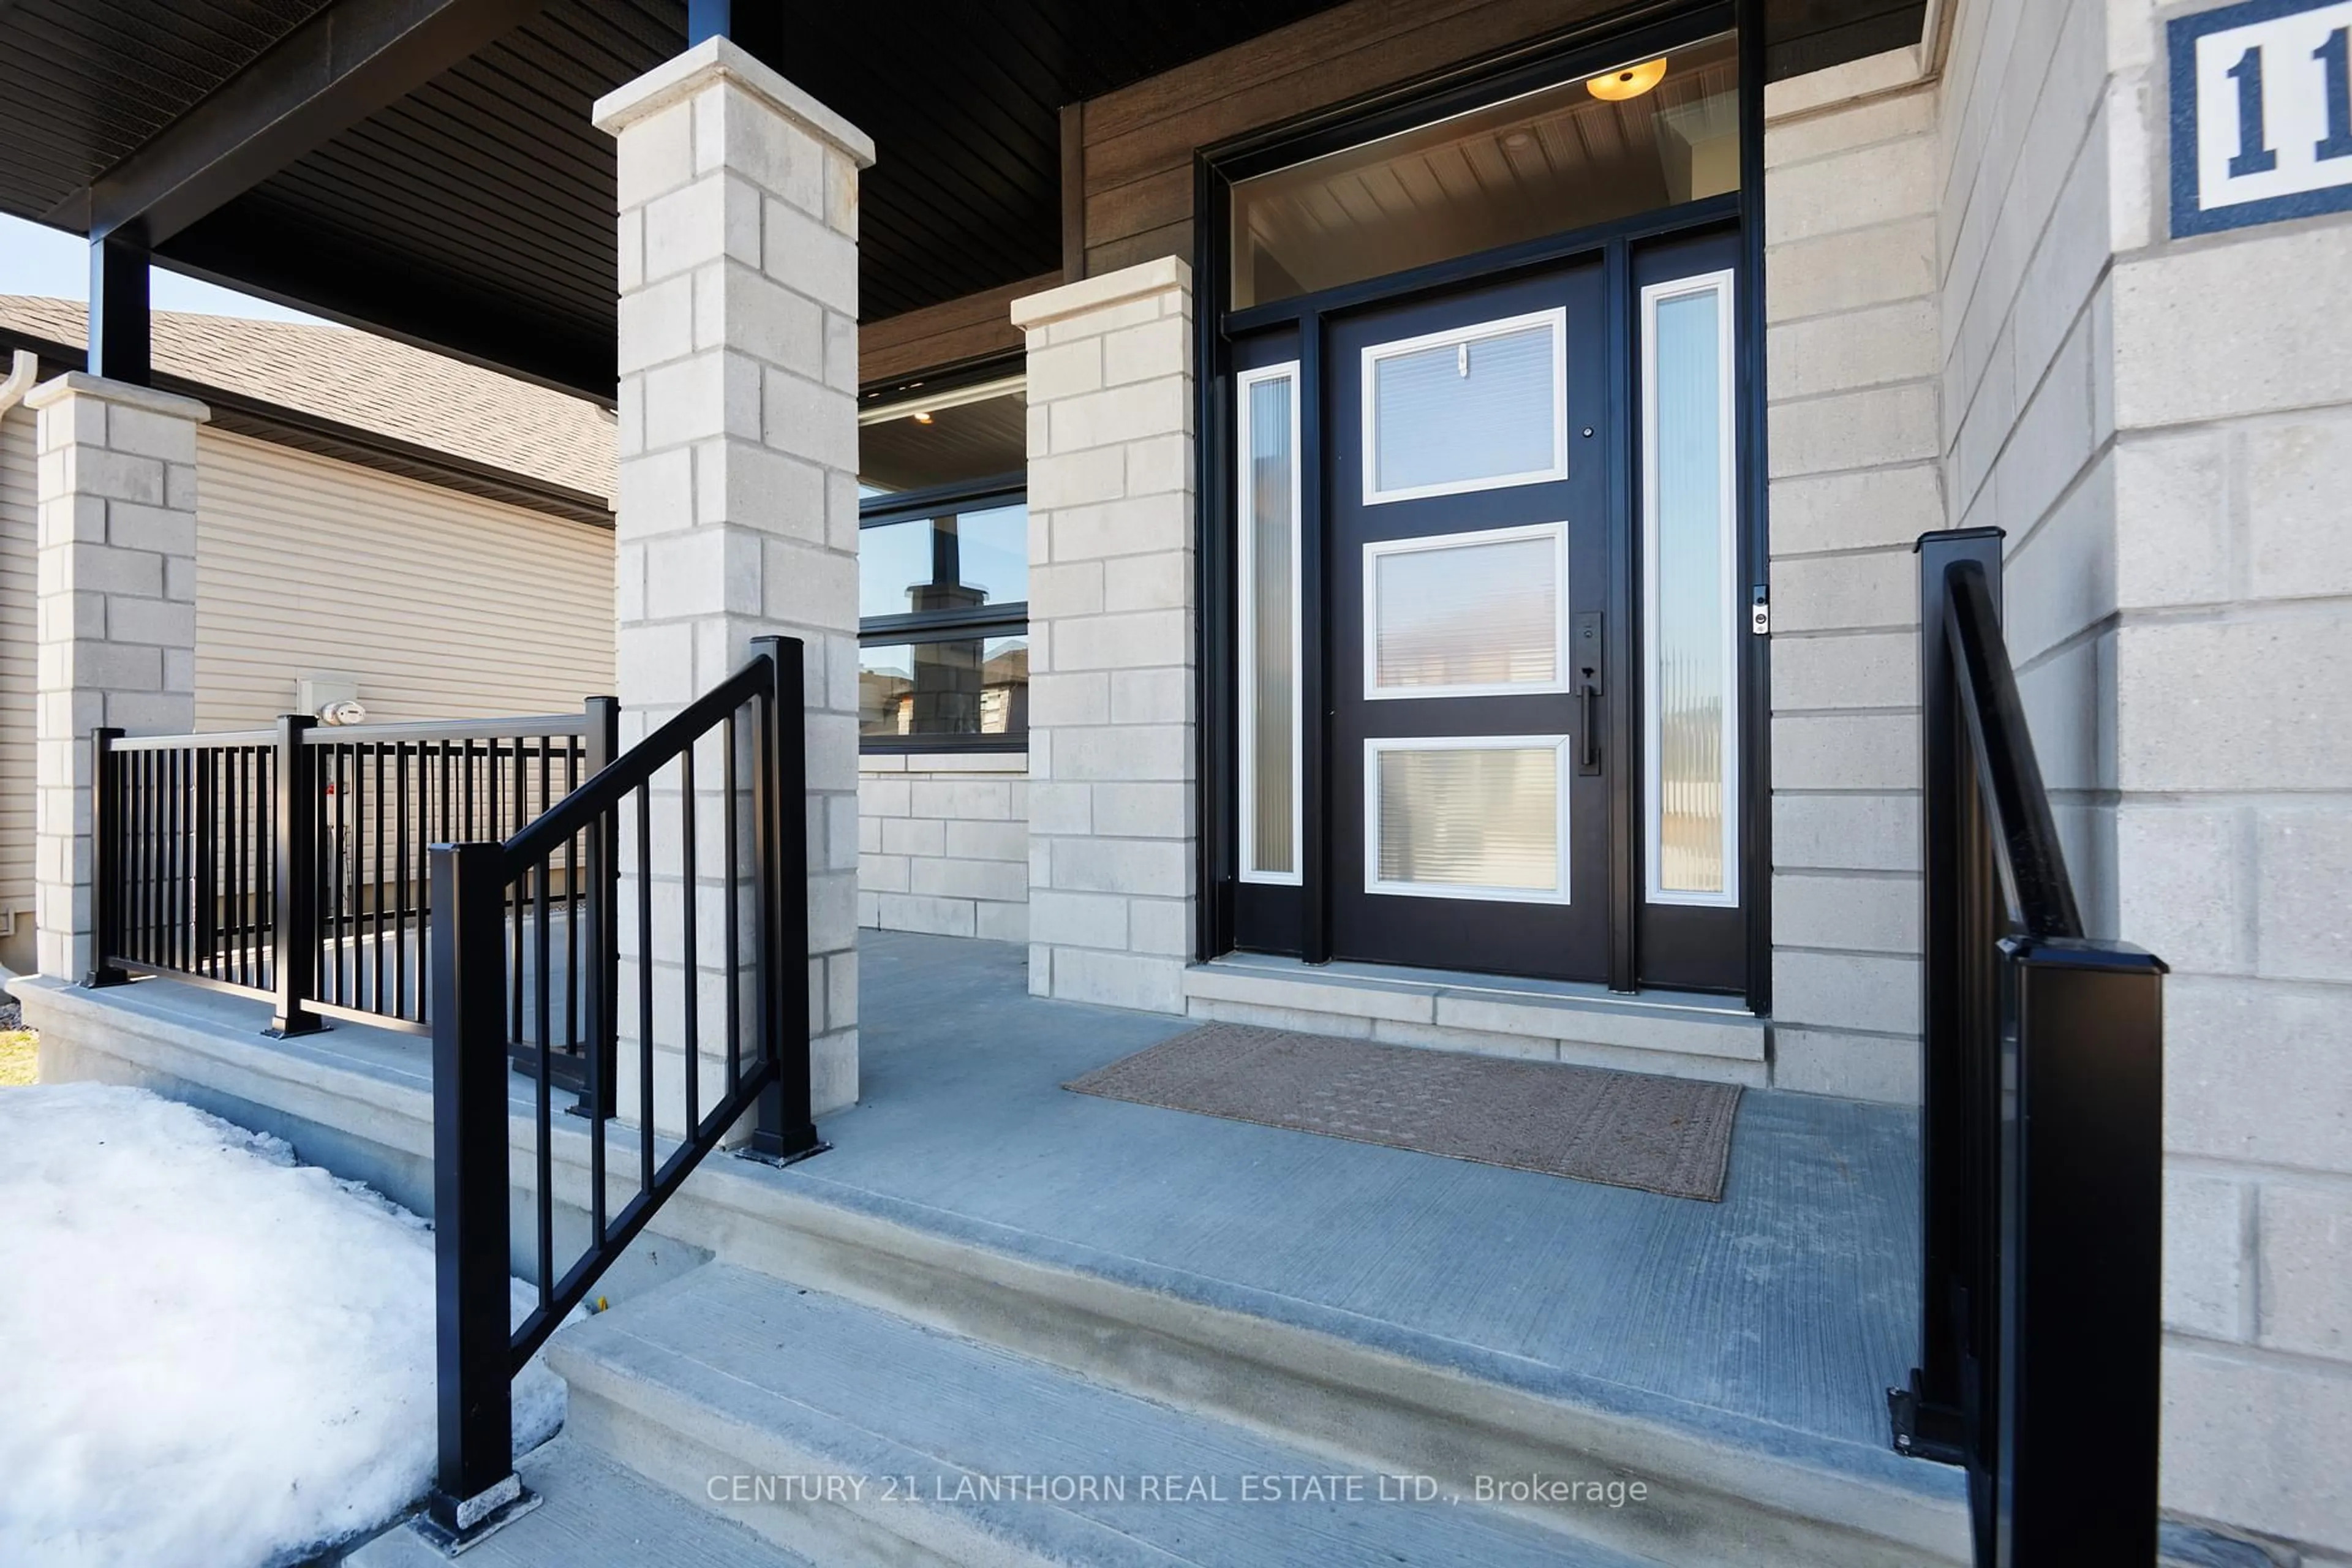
[
  {"x1": 750, "y1": 636, "x2": 817, "y2": 1162},
  {"x1": 679, "y1": 742, "x2": 698, "y2": 1137},
  {"x1": 636, "y1": 782, "x2": 654, "y2": 1194},
  {"x1": 268, "y1": 715, "x2": 323, "y2": 1036},
  {"x1": 723, "y1": 712, "x2": 741, "y2": 1096},
  {"x1": 86, "y1": 729, "x2": 126, "y2": 986}
]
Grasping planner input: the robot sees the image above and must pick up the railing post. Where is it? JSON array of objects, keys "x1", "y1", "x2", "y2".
[
  {"x1": 84, "y1": 727, "x2": 127, "y2": 987},
  {"x1": 746, "y1": 635, "x2": 820, "y2": 1164},
  {"x1": 578, "y1": 695, "x2": 620, "y2": 1118},
  {"x1": 1892, "y1": 526, "x2": 2005, "y2": 1464},
  {"x1": 420, "y1": 839, "x2": 537, "y2": 1550},
  {"x1": 1994, "y1": 938, "x2": 2163, "y2": 1564},
  {"x1": 267, "y1": 714, "x2": 324, "y2": 1036}
]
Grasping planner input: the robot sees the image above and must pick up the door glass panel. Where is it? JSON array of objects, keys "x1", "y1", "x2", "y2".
[
  {"x1": 858, "y1": 636, "x2": 1028, "y2": 739},
  {"x1": 1240, "y1": 365, "x2": 1301, "y2": 883},
  {"x1": 1370, "y1": 741, "x2": 1567, "y2": 900},
  {"x1": 1231, "y1": 32, "x2": 1741, "y2": 309},
  {"x1": 1367, "y1": 524, "x2": 1564, "y2": 695},
  {"x1": 1365, "y1": 313, "x2": 1563, "y2": 502},
  {"x1": 1644, "y1": 274, "x2": 1737, "y2": 903}
]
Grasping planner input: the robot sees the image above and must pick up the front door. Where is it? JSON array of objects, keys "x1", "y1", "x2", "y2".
[{"x1": 1325, "y1": 263, "x2": 1610, "y2": 981}]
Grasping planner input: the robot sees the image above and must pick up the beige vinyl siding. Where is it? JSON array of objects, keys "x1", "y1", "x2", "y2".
[
  {"x1": 194, "y1": 428, "x2": 615, "y2": 729},
  {"x1": 0, "y1": 404, "x2": 35, "y2": 970}
]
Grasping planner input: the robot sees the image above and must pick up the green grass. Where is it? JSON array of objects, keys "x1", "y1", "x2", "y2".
[{"x1": 0, "y1": 1029, "x2": 36, "y2": 1087}]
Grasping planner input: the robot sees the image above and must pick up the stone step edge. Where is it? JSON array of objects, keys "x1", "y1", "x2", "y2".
[
  {"x1": 620, "y1": 1155, "x2": 1972, "y2": 1568},
  {"x1": 551, "y1": 1310, "x2": 1193, "y2": 1568}
]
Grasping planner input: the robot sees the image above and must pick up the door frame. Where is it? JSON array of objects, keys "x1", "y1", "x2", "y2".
[{"x1": 1192, "y1": 0, "x2": 1771, "y2": 1011}]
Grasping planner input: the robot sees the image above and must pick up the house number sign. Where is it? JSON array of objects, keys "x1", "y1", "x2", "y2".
[{"x1": 2172, "y1": 0, "x2": 2352, "y2": 235}]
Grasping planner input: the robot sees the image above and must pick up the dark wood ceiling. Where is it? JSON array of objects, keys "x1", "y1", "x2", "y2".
[{"x1": 0, "y1": 0, "x2": 1926, "y2": 402}]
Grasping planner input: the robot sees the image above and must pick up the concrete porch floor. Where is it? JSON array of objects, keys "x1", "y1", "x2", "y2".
[
  {"x1": 814, "y1": 930, "x2": 1948, "y2": 1496},
  {"x1": 17, "y1": 922, "x2": 1966, "y2": 1547}
]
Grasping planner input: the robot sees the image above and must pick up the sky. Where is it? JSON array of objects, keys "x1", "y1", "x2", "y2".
[{"x1": 0, "y1": 212, "x2": 333, "y2": 326}]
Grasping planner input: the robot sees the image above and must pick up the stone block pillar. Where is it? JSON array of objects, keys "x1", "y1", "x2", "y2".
[
  {"x1": 28, "y1": 374, "x2": 206, "y2": 982},
  {"x1": 1011, "y1": 259, "x2": 1197, "y2": 1013},
  {"x1": 594, "y1": 39, "x2": 870, "y2": 1118}
]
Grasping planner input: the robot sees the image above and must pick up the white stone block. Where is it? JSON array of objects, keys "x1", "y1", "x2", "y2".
[
  {"x1": 2117, "y1": 617, "x2": 2352, "y2": 794},
  {"x1": 2247, "y1": 417, "x2": 2352, "y2": 602},
  {"x1": 1770, "y1": 712, "x2": 1920, "y2": 791},
  {"x1": 2257, "y1": 1183, "x2": 2352, "y2": 1359},
  {"x1": 2164, "y1": 1169, "x2": 2247, "y2": 1341},
  {"x1": 1027, "y1": 889, "x2": 1128, "y2": 949},
  {"x1": 2165, "y1": 976, "x2": 2352, "y2": 1175},
  {"x1": 1109, "y1": 668, "x2": 1193, "y2": 725},
  {"x1": 1771, "y1": 872, "x2": 1921, "y2": 954},
  {"x1": 1769, "y1": 549, "x2": 1917, "y2": 636},
  {"x1": 761, "y1": 197, "x2": 858, "y2": 315},
  {"x1": 1050, "y1": 946, "x2": 1185, "y2": 1015},
  {"x1": 2255, "y1": 811, "x2": 2352, "y2": 984},
  {"x1": 1773, "y1": 949, "x2": 1920, "y2": 1035},
  {"x1": 1769, "y1": 382, "x2": 1939, "y2": 477},
  {"x1": 2115, "y1": 805, "x2": 2247, "y2": 977},
  {"x1": 1766, "y1": 298, "x2": 1937, "y2": 401},
  {"x1": 2160, "y1": 1343, "x2": 2352, "y2": 1555},
  {"x1": 1771, "y1": 629, "x2": 1915, "y2": 712},
  {"x1": 1770, "y1": 1028, "x2": 1919, "y2": 1102}
]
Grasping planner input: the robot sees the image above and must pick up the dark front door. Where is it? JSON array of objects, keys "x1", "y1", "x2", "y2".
[{"x1": 1325, "y1": 262, "x2": 1611, "y2": 982}]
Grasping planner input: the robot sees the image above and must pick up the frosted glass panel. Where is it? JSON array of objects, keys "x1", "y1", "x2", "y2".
[
  {"x1": 1371, "y1": 529, "x2": 1561, "y2": 693},
  {"x1": 1242, "y1": 370, "x2": 1298, "y2": 880},
  {"x1": 1648, "y1": 282, "x2": 1734, "y2": 901},
  {"x1": 1373, "y1": 743, "x2": 1564, "y2": 899},
  {"x1": 1368, "y1": 318, "x2": 1561, "y2": 500}
]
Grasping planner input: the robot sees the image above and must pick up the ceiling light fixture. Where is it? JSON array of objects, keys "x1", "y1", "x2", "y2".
[
  {"x1": 1586, "y1": 58, "x2": 1667, "y2": 102},
  {"x1": 912, "y1": 411, "x2": 934, "y2": 424}
]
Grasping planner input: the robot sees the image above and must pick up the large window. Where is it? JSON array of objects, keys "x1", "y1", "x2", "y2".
[
  {"x1": 858, "y1": 373, "x2": 1028, "y2": 750},
  {"x1": 1229, "y1": 31, "x2": 1740, "y2": 310}
]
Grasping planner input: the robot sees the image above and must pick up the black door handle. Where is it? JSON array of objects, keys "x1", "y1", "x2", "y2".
[
  {"x1": 1578, "y1": 671, "x2": 1600, "y2": 774},
  {"x1": 1573, "y1": 611, "x2": 1604, "y2": 776}
]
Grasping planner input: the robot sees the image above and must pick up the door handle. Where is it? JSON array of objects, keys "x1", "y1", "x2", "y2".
[
  {"x1": 1578, "y1": 673, "x2": 1600, "y2": 773},
  {"x1": 1574, "y1": 611, "x2": 1604, "y2": 776}
]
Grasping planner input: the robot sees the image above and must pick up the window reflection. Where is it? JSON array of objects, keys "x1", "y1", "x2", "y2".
[{"x1": 859, "y1": 637, "x2": 1028, "y2": 739}]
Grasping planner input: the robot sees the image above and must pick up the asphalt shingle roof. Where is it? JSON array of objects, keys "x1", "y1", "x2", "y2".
[{"x1": 0, "y1": 296, "x2": 615, "y2": 503}]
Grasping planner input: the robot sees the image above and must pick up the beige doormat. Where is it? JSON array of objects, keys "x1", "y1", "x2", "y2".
[{"x1": 1065, "y1": 1023, "x2": 1742, "y2": 1201}]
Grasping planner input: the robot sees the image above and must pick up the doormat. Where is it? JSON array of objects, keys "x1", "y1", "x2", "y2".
[{"x1": 1065, "y1": 1023, "x2": 1741, "y2": 1202}]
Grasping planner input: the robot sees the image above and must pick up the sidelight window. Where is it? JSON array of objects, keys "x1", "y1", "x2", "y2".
[
  {"x1": 1642, "y1": 271, "x2": 1738, "y2": 904},
  {"x1": 1238, "y1": 363, "x2": 1303, "y2": 883}
]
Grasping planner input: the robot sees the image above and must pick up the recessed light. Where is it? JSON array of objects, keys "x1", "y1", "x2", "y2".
[{"x1": 1587, "y1": 58, "x2": 1667, "y2": 102}]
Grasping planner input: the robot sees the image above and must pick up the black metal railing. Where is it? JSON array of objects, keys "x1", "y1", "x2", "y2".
[
  {"x1": 420, "y1": 636, "x2": 820, "y2": 1550},
  {"x1": 88, "y1": 703, "x2": 616, "y2": 1050},
  {"x1": 1889, "y1": 529, "x2": 2165, "y2": 1566}
]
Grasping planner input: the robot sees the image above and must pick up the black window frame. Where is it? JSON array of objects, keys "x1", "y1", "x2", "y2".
[{"x1": 857, "y1": 469, "x2": 1031, "y2": 754}]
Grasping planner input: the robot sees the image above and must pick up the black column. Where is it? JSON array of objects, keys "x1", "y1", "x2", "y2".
[{"x1": 88, "y1": 235, "x2": 152, "y2": 386}]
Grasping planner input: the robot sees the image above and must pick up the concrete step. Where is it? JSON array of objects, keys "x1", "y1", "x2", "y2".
[
  {"x1": 548, "y1": 1263, "x2": 1660, "y2": 1568},
  {"x1": 347, "y1": 1433, "x2": 814, "y2": 1568},
  {"x1": 641, "y1": 1153, "x2": 1971, "y2": 1568}
]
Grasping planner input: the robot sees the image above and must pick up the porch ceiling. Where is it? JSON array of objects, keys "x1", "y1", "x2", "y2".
[{"x1": 0, "y1": 0, "x2": 1926, "y2": 403}]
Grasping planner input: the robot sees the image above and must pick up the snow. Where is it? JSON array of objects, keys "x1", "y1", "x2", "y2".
[{"x1": 0, "y1": 1083, "x2": 570, "y2": 1568}]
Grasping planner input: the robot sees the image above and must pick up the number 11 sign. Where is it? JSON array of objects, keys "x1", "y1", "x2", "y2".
[{"x1": 2173, "y1": 0, "x2": 2352, "y2": 234}]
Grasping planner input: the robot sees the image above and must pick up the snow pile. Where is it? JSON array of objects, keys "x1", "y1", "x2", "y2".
[{"x1": 0, "y1": 1083, "x2": 568, "y2": 1568}]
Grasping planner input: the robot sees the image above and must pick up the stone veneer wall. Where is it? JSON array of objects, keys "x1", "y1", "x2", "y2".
[
  {"x1": 1012, "y1": 258, "x2": 1197, "y2": 1013},
  {"x1": 1759, "y1": 55, "x2": 1944, "y2": 1103},
  {"x1": 1934, "y1": 0, "x2": 2352, "y2": 1551},
  {"x1": 857, "y1": 752, "x2": 1028, "y2": 942}
]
